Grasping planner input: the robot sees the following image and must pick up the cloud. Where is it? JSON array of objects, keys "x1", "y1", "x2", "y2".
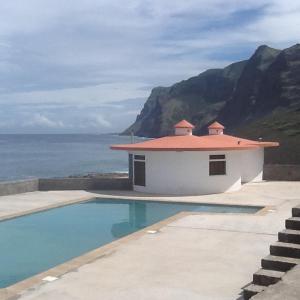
[
  {"x1": 0, "y1": 0, "x2": 299, "y2": 132},
  {"x1": 89, "y1": 115, "x2": 112, "y2": 128},
  {"x1": 0, "y1": 97, "x2": 145, "y2": 133},
  {"x1": 23, "y1": 113, "x2": 65, "y2": 128}
]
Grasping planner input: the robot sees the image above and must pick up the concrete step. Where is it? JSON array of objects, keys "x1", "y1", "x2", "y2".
[
  {"x1": 270, "y1": 242, "x2": 300, "y2": 258},
  {"x1": 243, "y1": 283, "x2": 265, "y2": 300},
  {"x1": 292, "y1": 206, "x2": 300, "y2": 217},
  {"x1": 286, "y1": 217, "x2": 300, "y2": 230},
  {"x1": 253, "y1": 268, "x2": 284, "y2": 286},
  {"x1": 278, "y1": 229, "x2": 300, "y2": 244},
  {"x1": 262, "y1": 255, "x2": 300, "y2": 272}
]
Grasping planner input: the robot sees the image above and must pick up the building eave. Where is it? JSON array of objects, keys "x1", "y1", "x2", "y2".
[{"x1": 110, "y1": 144, "x2": 279, "y2": 152}]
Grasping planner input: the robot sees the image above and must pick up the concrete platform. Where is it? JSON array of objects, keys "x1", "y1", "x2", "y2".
[
  {"x1": 0, "y1": 181, "x2": 299, "y2": 300},
  {"x1": 0, "y1": 190, "x2": 93, "y2": 220}
]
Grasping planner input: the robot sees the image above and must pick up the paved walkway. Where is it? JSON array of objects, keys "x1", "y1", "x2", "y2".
[
  {"x1": 0, "y1": 190, "x2": 92, "y2": 220},
  {"x1": 0, "y1": 181, "x2": 299, "y2": 300}
]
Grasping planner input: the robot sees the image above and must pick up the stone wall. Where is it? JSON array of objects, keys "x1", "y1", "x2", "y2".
[
  {"x1": 0, "y1": 179, "x2": 39, "y2": 196},
  {"x1": 39, "y1": 176, "x2": 131, "y2": 191},
  {"x1": 263, "y1": 164, "x2": 300, "y2": 181}
]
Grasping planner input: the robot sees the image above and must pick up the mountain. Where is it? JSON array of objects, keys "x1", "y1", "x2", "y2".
[
  {"x1": 123, "y1": 44, "x2": 300, "y2": 164},
  {"x1": 123, "y1": 60, "x2": 247, "y2": 137}
]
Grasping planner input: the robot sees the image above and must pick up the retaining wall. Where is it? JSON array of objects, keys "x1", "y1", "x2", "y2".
[
  {"x1": 0, "y1": 179, "x2": 39, "y2": 196},
  {"x1": 39, "y1": 177, "x2": 131, "y2": 191},
  {"x1": 263, "y1": 164, "x2": 300, "y2": 181}
]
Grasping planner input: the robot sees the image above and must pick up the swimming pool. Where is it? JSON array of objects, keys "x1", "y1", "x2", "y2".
[{"x1": 0, "y1": 198, "x2": 261, "y2": 288}]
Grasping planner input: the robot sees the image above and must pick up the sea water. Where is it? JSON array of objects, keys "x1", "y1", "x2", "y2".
[{"x1": 0, "y1": 134, "x2": 143, "y2": 181}]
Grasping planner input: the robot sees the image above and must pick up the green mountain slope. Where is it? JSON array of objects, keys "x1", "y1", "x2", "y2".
[{"x1": 123, "y1": 44, "x2": 300, "y2": 164}]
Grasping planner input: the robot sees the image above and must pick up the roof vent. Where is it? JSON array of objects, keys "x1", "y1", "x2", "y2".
[
  {"x1": 208, "y1": 121, "x2": 224, "y2": 135},
  {"x1": 174, "y1": 120, "x2": 195, "y2": 136}
]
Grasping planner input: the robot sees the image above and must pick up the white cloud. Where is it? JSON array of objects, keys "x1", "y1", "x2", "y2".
[
  {"x1": 0, "y1": 120, "x2": 15, "y2": 128},
  {"x1": 23, "y1": 114, "x2": 65, "y2": 128},
  {"x1": 246, "y1": 13, "x2": 300, "y2": 44},
  {"x1": 90, "y1": 115, "x2": 112, "y2": 128},
  {"x1": 0, "y1": 82, "x2": 148, "y2": 106},
  {"x1": 0, "y1": 0, "x2": 299, "y2": 132},
  {"x1": 116, "y1": 110, "x2": 141, "y2": 116}
]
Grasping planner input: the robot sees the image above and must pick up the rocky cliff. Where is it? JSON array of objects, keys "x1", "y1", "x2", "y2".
[{"x1": 123, "y1": 44, "x2": 300, "y2": 164}]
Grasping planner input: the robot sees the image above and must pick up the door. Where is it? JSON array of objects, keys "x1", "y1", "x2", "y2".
[{"x1": 133, "y1": 155, "x2": 145, "y2": 186}]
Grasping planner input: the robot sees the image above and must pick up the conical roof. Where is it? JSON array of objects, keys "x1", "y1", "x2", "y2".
[
  {"x1": 208, "y1": 121, "x2": 225, "y2": 129},
  {"x1": 174, "y1": 120, "x2": 195, "y2": 129}
]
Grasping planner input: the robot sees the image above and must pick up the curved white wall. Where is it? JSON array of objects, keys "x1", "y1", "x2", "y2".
[
  {"x1": 175, "y1": 127, "x2": 193, "y2": 136},
  {"x1": 240, "y1": 148, "x2": 264, "y2": 183},
  {"x1": 208, "y1": 128, "x2": 223, "y2": 135},
  {"x1": 131, "y1": 150, "x2": 243, "y2": 195},
  {"x1": 129, "y1": 148, "x2": 265, "y2": 195}
]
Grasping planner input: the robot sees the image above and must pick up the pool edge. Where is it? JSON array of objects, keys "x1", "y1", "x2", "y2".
[
  {"x1": 0, "y1": 211, "x2": 189, "y2": 299},
  {"x1": 0, "y1": 198, "x2": 268, "y2": 299},
  {"x1": 0, "y1": 194, "x2": 265, "y2": 223}
]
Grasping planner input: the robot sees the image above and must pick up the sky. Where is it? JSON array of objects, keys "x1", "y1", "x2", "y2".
[{"x1": 0, "y1": 0, "x2": 299, "y2": 133}]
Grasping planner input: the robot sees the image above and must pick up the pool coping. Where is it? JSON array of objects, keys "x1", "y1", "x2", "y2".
[
  {"x1": 0, "y1": 193, "x2": 268, "y2": 223},
  {"x1": 0, "y1": 195, "x2": 271, "y2": 300}
]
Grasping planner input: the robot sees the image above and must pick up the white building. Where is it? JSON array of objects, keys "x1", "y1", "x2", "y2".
[{"x1": 111, "y1": 120, "x2": 279, "y2": 195}]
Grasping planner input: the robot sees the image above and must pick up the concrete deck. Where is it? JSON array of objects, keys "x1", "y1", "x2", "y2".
[{"x1": 0, "y1": 181, "x2": 299, "y2": 300}]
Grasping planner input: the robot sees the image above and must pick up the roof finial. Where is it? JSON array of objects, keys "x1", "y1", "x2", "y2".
[
  {"x1": 174, "y1": 120, "x2": 195, "y2": 136},
  {"x1": 208, "y1": 121, "x2": 224, "y2": 135}
]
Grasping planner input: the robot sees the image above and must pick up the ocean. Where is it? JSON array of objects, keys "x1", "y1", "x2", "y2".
[{"x1": 0, "y1": 134, "x2": 144, "y2": 182}]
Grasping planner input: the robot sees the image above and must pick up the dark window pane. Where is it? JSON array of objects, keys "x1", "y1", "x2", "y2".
[
  {"x1": 209, "y1": 161, "x2": 226, "y2": 175},
  {"x1": 209, "y1": 155, "x2": 225, "y2": 160},
  {"x1": 134, "y1": 161, "x2": 145, "y2": 186},
  {"x1": 128, "y1": 154, "x2": 133, "y2": 184},
  {"x1": 134, "y1": 155, "x2": 145, "y2": 160}
]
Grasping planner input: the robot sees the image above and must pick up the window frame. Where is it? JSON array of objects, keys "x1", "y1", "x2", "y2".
[
  {"x1": 134, "y1": 155, "x2": 145, "y2": 161},
  {"x1": 209, "y1": 154, "x2": 226, "y2": 176},
  {"x1": 133, "y1": 154, "x2": 146, "y2": 186}
]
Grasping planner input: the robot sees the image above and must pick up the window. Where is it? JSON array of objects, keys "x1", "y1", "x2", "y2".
[
  {"x1": 209, "y1": 154, "x2": 226, "y2": 175},
  {"x1": 128, "y1": 154, "x2": 133, "y2": 183},
  {"x1": 134, "y1": 155, "x2": 145, "y2": 186},
  {"x1": 209, "y1": 154, "x2": 225, "y2": 160},
  {"x1": 134, "y1": 155, "x2": 145, "y2": 160}
]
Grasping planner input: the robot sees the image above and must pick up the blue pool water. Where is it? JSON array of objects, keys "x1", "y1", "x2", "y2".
[{"x1": 0, "y1": 198, "x2": 261, "y2": 288}]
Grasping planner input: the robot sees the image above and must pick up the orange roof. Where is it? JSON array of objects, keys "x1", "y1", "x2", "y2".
[
  {"x1": 208, "y1": 121, "x2": 225, "y2": 129},
  {"x1": 111, "y1": 134, "x2": 279, "y2": 152},
  {"x1": 174, "y1": 120, "x2": 195, "y2": 129}
]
